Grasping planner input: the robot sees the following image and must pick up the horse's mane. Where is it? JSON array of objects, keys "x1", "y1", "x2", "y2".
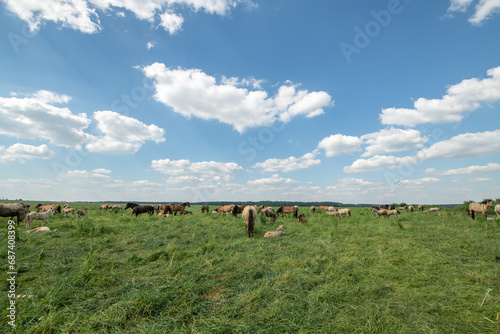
[{"x1": 480, "y1": 199, "x2": 492, "y2": 204}]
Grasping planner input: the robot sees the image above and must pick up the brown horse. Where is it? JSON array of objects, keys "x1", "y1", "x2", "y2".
[
  {"x1": 232, "y1": 205, "x2": 247, "y2": 217},
  {"x1": 242, "y1": 205, "x2": 256, "y2": 238},
  {"x1": 296, "y1": 214, "x2": 307, "y2": 223},
  {"x1": 36, "y1": 204, "x2": 61, "y2": 214},
  {"x1": 170, "y1": 202, "x2": 190, "y2": 216},
  {"x1": 276, "y1": 205, "x2": 298, "y2": 218},
  {"x1": 218, "y1": 204, "x2": 235, "y2": 216},
  {"x1": 468, "y1": 199, "x2": 492, "y2": 219},
  {"x1": 201, "y1": 205, "x2": 210, "y2": 213}
]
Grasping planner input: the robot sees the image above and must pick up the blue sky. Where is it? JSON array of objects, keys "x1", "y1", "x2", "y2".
[{"x1": 0, "y1": 0, "x2": 499, "y2": 204}]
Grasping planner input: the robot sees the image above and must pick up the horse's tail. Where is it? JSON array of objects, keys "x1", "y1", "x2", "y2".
[
  {"x1": 247, "y1": 209, "x2": 254, "y2": 238},
  {"x1": 471, "y1": 209, "x2": 475, "y2": 220},
  {"x1": 232, "y1": 205, "x2": 238, "y2": 217}
]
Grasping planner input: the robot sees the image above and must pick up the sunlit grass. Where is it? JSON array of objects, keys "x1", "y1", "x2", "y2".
[{"x1": 1, "y1": 204, "x2": 499, "y2": 333}]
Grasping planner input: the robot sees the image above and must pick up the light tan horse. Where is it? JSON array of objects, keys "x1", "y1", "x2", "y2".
[
  {"x1": 372, "y1": 208, "x2": 388, "y2": 219},
  {"x1": 242, "y1": 205, "x2": 257, "y2": 238},
  {"x1": 264, "y1": 225, "x2": 284, "y2": 238},
  {"x1": 468, "y1": 200, "x2": 492, "y2": 219},
  {"x1": 338, "y1": 208, "x2": 351, "y2": 218},
  {"x1": 495, "y1": 204, "x2": 500, "y2": 218},
  {"x1": 325, "y1": 211, "x2": 340, "y2": 220}
]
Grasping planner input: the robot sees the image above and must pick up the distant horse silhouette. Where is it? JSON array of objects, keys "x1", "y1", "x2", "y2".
[{"x1": 201, "y1": 205, "x2": 210, "y2": 213}]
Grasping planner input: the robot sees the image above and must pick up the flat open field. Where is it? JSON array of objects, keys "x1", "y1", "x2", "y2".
[{"x1": 1, "y1": 203, "x2": 499, "y2": 333}]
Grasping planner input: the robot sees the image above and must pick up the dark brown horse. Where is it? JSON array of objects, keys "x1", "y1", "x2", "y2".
[
  {"x1": 201, "y1": 205, "x2": 210, "y2": 213},
  {"x1": 276, "y1": 205, "x2": 298, "y2": 218},
  {"x1": 170, "y1": 202, "x2": 190, "y2": 216},
  {"x1": 125, "y1": 202, "x2": 139, "y2": 210},
  {"x1": 131, "y1": 205, "x2": 154, "y2": 217}
]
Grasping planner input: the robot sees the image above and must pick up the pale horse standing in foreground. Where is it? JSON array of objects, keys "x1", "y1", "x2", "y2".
[
  {"x1": 25, "y1": 208, "x2": 55, "y2": 230},
  {"x1": 242, "y1": 205, "x2": 257, "y2": 238}
]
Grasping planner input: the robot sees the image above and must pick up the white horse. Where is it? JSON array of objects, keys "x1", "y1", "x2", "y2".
[
  {"x1": 338, "y1": 208, "x2": 351, "y2": 218},
  {"x1": 25, "y1": 208, "x2": 55, "y2": 230}
]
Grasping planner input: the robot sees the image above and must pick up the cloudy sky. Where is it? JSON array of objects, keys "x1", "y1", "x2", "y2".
[{"x1": 0, "y1": 0, "x2": 499, "y2": 204}]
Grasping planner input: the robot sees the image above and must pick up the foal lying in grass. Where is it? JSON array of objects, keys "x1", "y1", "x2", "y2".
[{"x1": 264, "y1": 225, "x2": 284, "y2": 238}]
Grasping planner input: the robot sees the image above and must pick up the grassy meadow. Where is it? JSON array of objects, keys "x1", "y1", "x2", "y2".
[{"x1": 1, "y1": 202, "x2": 499, "y2": 333}]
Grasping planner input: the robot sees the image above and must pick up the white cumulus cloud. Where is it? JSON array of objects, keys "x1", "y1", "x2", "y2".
[
  {"x1": 380, "y1": 66, "x2": 500, "y2": 127},
  {"x1": 0, "y1": 91, "x2": 93, "y2": 149},
  {"x1": 448, "y1": 0, "x2": 500, "y2": 24},
  {"x1": 252, "y1": 150, "x2": 320, "y2": 173},
  {"x1": 0, "y1": 144, "x2": 54, "y2": 163},
  {"x1": 141, "y1": 63, "x2": 333, "y2": 133},
  {"x1": 86, "y1": 110, "x2": 165, "y2": 154}
]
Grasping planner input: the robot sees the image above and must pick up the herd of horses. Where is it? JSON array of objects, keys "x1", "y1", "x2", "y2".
[{"x1": 1, "y1": 200, "x2": 499, "y2": 238}]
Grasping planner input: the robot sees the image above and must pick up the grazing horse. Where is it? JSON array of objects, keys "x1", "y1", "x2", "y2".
[
  {"x1": 418, "y1": 204, "x2": 424, "y2": 211},
  {"x1": 36, "y1": 204, "x2": 61, "y2": 214},
  {"x1": 495, "y1": 204, "x2": 500, "y2": 219},
  {"x1": 242, "y1": 205, "x2": 257, "y2": 238},
  {"x1": 232, "y1": 205, "x2": 247, "y2": 217},
  {"x1": 408, "y1": 205, "x2": 414, "y2": 212},
  {"x1": 371, "y1": 206, "x2": 380, "y2": 211},
  {"x1": 310, "y1": 206, "x2": 316, "y2": 213},
  {"x1": 76, "y1": 208, "x2": 88, "y2": 221},
  {"x1": 110, "y1": 205, "x2": 122, "y2": 212},
  {"x1": 468, "y1": 200, "x2": 492, "y2": 220},
  {"x1": 258, "y1": 207, "x2": 276, "y2": 224},
  {"x1": 124, "y1": 202, "x2": 139, "y2": 210},
  {"x1": 25, "y1": 208, "x2": 55, "y2": 230},
  {"x1": 170, "y1": 202, "x2": 190, "y2": 216},
  {"x1": 0, "y1": 203, "x2": 29, "y2": 225},
  {"x1": 218, "y1": 204, "x2": 235, "y2": 216},
  {"x1": 372, "y1": 208, "x2": 389, "y2": 219},
  {"x1": 338, "y1": 208, "x2": 351, "y2": 218},
  {"x1": 201, "y1": 205, "x2": 210, "y2": 213},
  {"x1": 63, "y1": 207, "x2": 75, "y2": 216},
  {"x1": 296, "y1": 214, "x2": 307, "y2": 223},
  {"x1": 326, "y1": 211, "x2": 340, "y2": 220},
  {"x1": 264, "y1": 225, "x2": 284, "y2": 238},
  {"x1": 386, "y1": 209, "x2": 400, "y2": 219},
  {"x1": 162, "y1": 204, "x2": 173, "y2": 215},
  {"x1": 131, "y1": 205, "x2": 154, "y2": 217},
  {"x1": 424, "y1": 207, "x2": 441, "y2": 215},
  {"x1": 276, "y1": 205, "x2": 298, "y2": 218}
]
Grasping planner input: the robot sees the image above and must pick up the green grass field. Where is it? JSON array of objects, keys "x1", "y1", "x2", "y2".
[{"x1": 1, "y1": 203, "x2": 499, "y2": 333}]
